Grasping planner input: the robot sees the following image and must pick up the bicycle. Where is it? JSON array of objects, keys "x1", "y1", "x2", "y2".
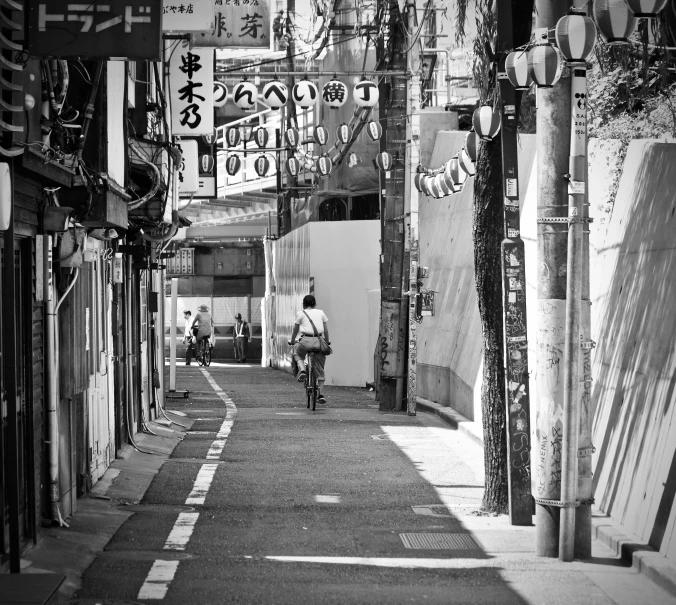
[
  {"x1": 196, "y1": 336, "x2": 212, "y2": 367},
  {"x1": 304, "y1": 352, "x2": 318, "y2": 411}
]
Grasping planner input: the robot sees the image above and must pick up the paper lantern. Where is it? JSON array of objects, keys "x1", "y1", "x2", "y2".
[
  {"x1": 254, "y1": 128, "x2": 269, "y2": 148},
  {"x1": 459, "y1": 147, "x2": 476, "y2": 176},
  {"x1": 555, "y1": 14, "x2": 597, "y2": 61},
  {"x1": 213, "y1": 82, "x2": 228, "y2": 107},
  {"x1": 527, "y1": 45, "x2": 563, "y2": 88},
  {"x1": 336, "y1": 123, "x2": 353, "y2": 144},
  {"x1": 226, "y1": 155, "x2": 241, "y2": 176},
  {"x1": 443, "y1": 162, "x2": 458, "y2": 192},
  {"x1": 366, "y1": 121, "x2": 383, "y2": 141},
  {"x1": 428, "y1": 175, "x2": 442, "y2": 198},
  {"x1": 374, "y1": 152, "x2": 393, "y2": 171},
  {"x1": 286, "y1": 156, "x2": 300, "y2": 176},
  {"x1": 313, "y1": 126, "x2": 329, "y2": 145},
  {"x1": 285, "y1": 127, "x2": 300, "y2": 147},
  {"x1": 226, "y1": 127, "x2": 241, "y2": 147},
  {"x1": 353, "y1": 80, "x2": 379, "y2": 107},
  {"x1": 465, "y1": 131, "x2": 478, "y2": 162},
  {"x1": 594, "y1": 0, "x2": 637, "y2": 44},
  {"x1": 200, "y1": 154, "x2": 215, "y2": 174},
  {"x1": 262, "y1": 81, "x2": 289, "y2": 109},
  {"x1": 316, "y1": 155, "x2": 333, "y2": 177},
  {"x1": 505, "y1": 51, "x2": 533, "y2": 90},
  {"x1": 292, "y1": 80, "x2": 319, "y2": 109},
  {"x1": 436, "y1": 173, "x2": 452, "y2": 196},
  {"x1": 322, "y1": 79, "x2": 348, "y2": 108},
  {"x1": 449, "y1": 156, "x2": 467, "y2": 188},
  {"x1": 233, "y1": 80, "x2": 258, "y2": 111},
  {"x1": 623, "y1": 0, "x2": 668, "y2": 17},
  {"x1": 420, "y1": 176, "x2": 432, "y2": 196},
  {"x1": 347, "y1": 152, "x2": 362, "y2": 167},
  {"x1": 414, "y1": 173, "x2": 424, "y2": 192},
  {"x1": 254, "y1": 155, "x2": 270, "y2": 177},
  {"x1": 472, "y1": 105, "x2": 501, "y2": 141}
]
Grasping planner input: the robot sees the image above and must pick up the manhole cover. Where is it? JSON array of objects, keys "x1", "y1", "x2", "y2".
[
  {"x1": 370, "y1": 434, "x2": 390, "y2": 441},
  {"x1": 399, "y1": 533, "x2": 481, "y2": 550}
]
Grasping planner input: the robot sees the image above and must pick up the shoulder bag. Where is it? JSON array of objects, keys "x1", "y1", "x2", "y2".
[{"x1": 302, "y1": 311, "x2": 332, "y2": 356}]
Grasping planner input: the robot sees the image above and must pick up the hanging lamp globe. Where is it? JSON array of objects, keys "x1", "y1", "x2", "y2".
[
  {"x1": 593, "y1": 0, "x2": 637, "y2": 44},
  {"x1": 226, "y1": 127, "x2": 241, "y2": 147},
  {"x1": 254, "y1": 155, "x2": 271, "y2": 177},
  {"x1": 200, "y1": 154, "x2": 215, "y2": 174},
  {"x1": 366, "y1": 121, "x2": 383, "y2": 141},
  {"x1": 286, "y1": 156, "x2": 300, "y2": 176},
  {"x1": 292, "y1": 80, "x2": 319, "y2": 109},
  {"x1": 414, "y1": 172, "x2": 425, "y2": 192},
  {"x1": 505, "y1": 51, "x2": 533, "y2": 90},
  {"x1": 428, "y1": 175, "x2": 442, "y2": 198},
  {"x1": 420, "y1": 176, "x2": 432, "y2": 196},
  {"x1": 459, "y1": 147, "x2": 476, "y2": 177},
  {"x1": 527, "y1": 44, "x2": 563, "y2": 88},
  {"x1": 443, "y1": 162, "x2": 458, "y2": 193},
  {"x1": 555, "y1": 14, "x2": 597, "y2": 61},
  {"x1": 254, "y1": 127, "x2": 269, "y2": 148},
  {"x1": 465, "y1": 131, "x2": 478, "y2": 162},
  {"x1": 313, "y1": 126, "x2": 329, "y2": 145},
  {"x1": 213, "y1": 82, "x2": 228, "y2": 107},
  {"x1": 374, "y1": 151, "x2": 393, "y2": 171},
  {"x1": 226, "y1": 155, "x2": 241, "y2": 176},
  {"x1": 261, "y1": 80, "x2": 289, "y2": 109},
  {"x1": 472, "y1": 105, "x2": 501, "y2": 141},
  {"x1": 316, "y1": 155, "x2": 333, "y2": 177},
  {"x1": 322, "y1": 79, "x2": 348, "y2": 109},
  {"x1": 284, "y1": 127, "x2": 300, "y2": 147},
  {"x1": 233, "y1": 80, "x2": 258, "y2": 111},
  {"x1": 622, "y1": 0, "x2": 668, "y2": 17},
  {"x1": 353, "y1": 79, "x2": 379, "y2": 107}
]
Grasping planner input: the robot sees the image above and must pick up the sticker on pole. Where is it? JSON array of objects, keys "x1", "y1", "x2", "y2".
[
  {"x1": 568, "y1": 180, "x2": 585, "y2": 194},
  {"x1": 505, "y1": 178, "x2": 518, "y2": 198}
]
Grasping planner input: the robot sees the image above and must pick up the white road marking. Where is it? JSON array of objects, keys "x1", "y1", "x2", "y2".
[
  {"x1": 185, "y1": 463, "x2": 219, "y2": 505},
  {"x1": 315, "y1": 495, "x2": 341, "y2": 503},
  {"x1": 264, "y1": 556, "x2": 487, "y2": 569},
  {"x1": 164, "y1": 512, "x2": 200, "y2": 551},
  {"x1": 201, "y1": 369, "x2": 237, "y2": 460},
  {"x1": 137, "y1": 560, "x2": 180, "y2": 600}
]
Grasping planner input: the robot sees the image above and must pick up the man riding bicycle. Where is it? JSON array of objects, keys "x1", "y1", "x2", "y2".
[
  {"x1": 288, "y1": 295, "x2": 330, "y2": 404},
  {"x1": 193, "y1": 304, "x2": 214, "y2": 362}
]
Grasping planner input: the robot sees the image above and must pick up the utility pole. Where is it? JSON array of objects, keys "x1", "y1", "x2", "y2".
[
  {"x1": 496, "y1": 0, "x2": 532, "y2": 526},
  {"x1": 534, "y1": 0, "x2": 572, "y2": 557},
  {"x1": 377, "y1": 0, "x2": 408, "y2": 411}
]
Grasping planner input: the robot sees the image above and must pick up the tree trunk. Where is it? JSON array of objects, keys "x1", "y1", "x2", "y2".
[{"x1": 473, "y1": 136, "x2": 509, "y2": 513}]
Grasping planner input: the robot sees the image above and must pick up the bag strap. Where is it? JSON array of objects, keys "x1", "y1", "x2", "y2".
[{"x1": 302, "y1": 310, "x2": 320, "y2": 337}]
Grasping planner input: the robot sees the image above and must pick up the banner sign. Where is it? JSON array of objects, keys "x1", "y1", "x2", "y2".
[
  {"x1": 169, "y1": 44, "x2": 214, "y2": 136},
  {"x1": 177, "y1": 140, "x2": 199, "y2": 195},
  {"x1": 191, "y1": 0, "x2": 271, "y2": 49},
  {"x1": 163, "y1": 0, "x2": 215, "y2": 32},
  {"x1": 27, "y1": 1, "x2": 161, "y2": 60}
]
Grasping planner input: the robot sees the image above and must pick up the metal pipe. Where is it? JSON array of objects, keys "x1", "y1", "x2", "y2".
[
  {"x1": 169, "y1": 278, "x2": 178, "y2": 392},
  {"x1": 559, "y1": 64, "x2": 587, "y2": 562}
]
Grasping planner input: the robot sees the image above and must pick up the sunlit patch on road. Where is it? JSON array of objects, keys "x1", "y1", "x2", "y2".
[{"x1": 314, "y1": 495, "x2": 341, "y2": 503}]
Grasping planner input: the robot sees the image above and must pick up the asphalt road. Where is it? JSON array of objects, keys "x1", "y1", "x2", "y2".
[{"x1": 72, "y1": 363, "x2": 676, "y2": 605}]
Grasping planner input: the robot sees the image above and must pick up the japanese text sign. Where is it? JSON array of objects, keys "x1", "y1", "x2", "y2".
[
  {"x1": 191, "y1": 0, "x2": 271, "y2": 49},
  {"x1": 28, "y1": 1, "x2": 161, "y2": 60},
  {"x1": 177, "y1": 140, "x2": 199, "y2": 195},
  {"x1": 163, "y1": 0, "x2": 216, "y2": 32},
  {"x1": 169, "y1": 44, "x2": 214, "y2": 135}
]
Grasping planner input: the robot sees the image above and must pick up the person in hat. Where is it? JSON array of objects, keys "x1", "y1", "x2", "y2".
[
  {"x1": 182, "y1": 310, "x2": 195, "y2": 365},
  {"x1": 193, "y1": 304, "x2": 214, "y2": 362},
  {"x1": 233, "y1": 312, "x2": 251, "y2": 363}
]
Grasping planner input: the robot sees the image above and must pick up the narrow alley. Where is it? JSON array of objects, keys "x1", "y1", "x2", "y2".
[{"x1": 21, "y1": 364, "x2": 676, "y2": 605}]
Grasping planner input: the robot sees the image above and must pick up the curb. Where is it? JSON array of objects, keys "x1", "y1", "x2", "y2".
[{"x1": 416, "y1": 397, "x2": 484, "y2": 447}]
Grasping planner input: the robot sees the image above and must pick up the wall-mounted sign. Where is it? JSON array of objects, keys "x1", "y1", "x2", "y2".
[
  {"x1": 113, "y1": 254, "x2": 124, "y2": 284},
  {"x1": 28, "y1": 1, "x2": 161, "y2": 60},
  {"x1": 169, "y1": 43, "x2": 214, "y2": 135},
  {"x1": 191, "y1": 0, "x2": 271, "y2": 49},
  {"x1": 163, "y1": 0, "x2": 215, "y2": 32},
  {"x1": 177, "y1": 140, "x2": 199, "y2": 195}
]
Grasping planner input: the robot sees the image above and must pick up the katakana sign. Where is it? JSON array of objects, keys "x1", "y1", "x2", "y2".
[
  {"x1": 163, "y1": 0, "x2": 215, "y2": 32},
  {"x1": 169, "y1": 44, "x2": 214, "y2": 135},
  {"x1": 191, "y1": 0, "x2": 271, "y2": 49},
  {"x1": 27, "y1": 1, "x2": 161, "y2": 60}
]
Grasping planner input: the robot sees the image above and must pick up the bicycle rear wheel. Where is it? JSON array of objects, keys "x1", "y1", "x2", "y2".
[
  {"x1": 204, "y1": 347, "x2": 212, "y2": 366},
  {"x1": 312, "y1": 375, "x2": 317, "y2": 411},
  {"x1": 306, "y1": 357, "x2": 312, "y2": 409}
]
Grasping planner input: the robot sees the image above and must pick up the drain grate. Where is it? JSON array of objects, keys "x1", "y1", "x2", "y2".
[{"x1": 399, "y1": 533, "x2": 480, "y2": 550}]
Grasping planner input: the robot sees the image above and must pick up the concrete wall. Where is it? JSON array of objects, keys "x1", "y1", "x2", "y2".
[{"x1": 420, "y1": 130, "x2": 676, "y2": 565}]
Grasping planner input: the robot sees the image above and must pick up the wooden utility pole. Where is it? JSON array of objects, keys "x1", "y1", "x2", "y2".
[
  {"x1": 534, "y1": 0, "x2": 572, "y2": 557},
  {"x1": 496, "y1": 0, "x2": 532, "y2": 526},
  {"x1": 377, "y1": 0, "x2": 408, "y2": 411}
]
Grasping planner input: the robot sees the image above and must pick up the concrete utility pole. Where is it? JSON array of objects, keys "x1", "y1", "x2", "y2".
[
  {"x1": 377, "y1": 0, "x2": 408, "y2": 411},
  {"x1": 534, "y1": 0, "x2": 572, "y2": 557},
  {"x1": 496, "y1": 0, "x2": 532, "y2": 526}
]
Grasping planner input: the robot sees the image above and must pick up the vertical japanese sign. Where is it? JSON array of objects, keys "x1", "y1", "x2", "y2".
[
  {"x1": 163, "y1": 0, "x2": 215, "y2": 32},
  {"x1": 169, "y1": 44, "x2": 214, "y2": 136},
  {"x1": 177, "y1": 140, "x2": 199, "y2": 195},
  {"x1": 191, "y1": 0, "x2": 271, "y2": 49},
  {"x1": 27, "y1": 1, "x2": 161, "y2": 60}
]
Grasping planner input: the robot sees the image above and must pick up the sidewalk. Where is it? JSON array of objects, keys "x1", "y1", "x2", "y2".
[
  {"x1": 416, "y1": 396, "x2": 676, "y2": 599},
  {"x1": 4, "y1": 365, "x2": 676, "y2": 605}
]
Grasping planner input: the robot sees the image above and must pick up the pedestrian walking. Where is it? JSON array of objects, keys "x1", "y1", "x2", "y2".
[
  {"x1": 233, "y1": 312, "x2": 250, "y2": 363},
  {"x1": 182, "y1": 310, "x2": 195, "y2": 365}
]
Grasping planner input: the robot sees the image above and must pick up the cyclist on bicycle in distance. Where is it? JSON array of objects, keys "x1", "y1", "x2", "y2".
[
  {"x1": 288, "y1": 295, "x2": 330, "y2": 404},
  {"x1": 193, "y1": 304, "x2": 214, "y2": 360}
]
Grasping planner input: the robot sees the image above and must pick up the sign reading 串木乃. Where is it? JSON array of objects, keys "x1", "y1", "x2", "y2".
[
  {"x1": 169, "y1": 44, "x2": 214, "y2": 136},
  {"x1": 163, "y1": 0, "x2": 216, "y2": 32},
  {"x1": 191, "y1": 0, "x2": 271, "y2": 49},
  {"x1": 27, "y1": 1, "x2": 161, "y2": 60}
]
